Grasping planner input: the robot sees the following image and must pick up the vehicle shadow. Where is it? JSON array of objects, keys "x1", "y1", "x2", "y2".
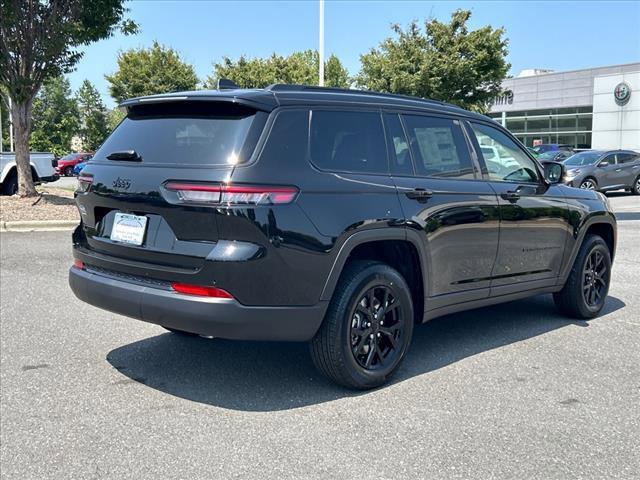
[{"x1": 106, "y1": 294, "x2": 626, "y2": 412}]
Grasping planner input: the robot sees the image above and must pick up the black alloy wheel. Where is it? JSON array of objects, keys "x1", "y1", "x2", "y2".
[
  {"x1": 582, "y1": 249, "x2": 608, "y2": 308},
  {"x1": 554, "y1": 234, "x2": 611, "y2": 319},
  {"x1": 310, "y1": 260, "x2": 414, "y2": 389},
  {"x1": 350, "y1": 285, "x2": 405, "y2": 370}
]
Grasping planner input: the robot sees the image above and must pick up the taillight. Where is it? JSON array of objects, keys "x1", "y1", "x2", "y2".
[
  {"x1": 73, "y1": 259, "x2": 85, "y2": 270},
  {"x1": 164, "y1": 182, "x2": 298, "y2": 205},
  {"x1": 77, "y1": 174, "x2": 93, "y2": 192},
  {"x1": 171, "y1": 282, "x2": 234, "y2": 299}
]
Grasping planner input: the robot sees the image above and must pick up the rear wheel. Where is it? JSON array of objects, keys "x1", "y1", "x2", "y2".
[
  {"x1": 553, "y1": 234, "x2": 611, "y2": 319},
  {"x1": 579, "y1": 178, "x2": 597, "y2": 191},
  {"x1": 310, "y1": 261, "x2": 414, "y2": 389},
  {"x1": 0, "y1": 171, "x2": 18, "y2": 195},
  {"x1": 64, "y1": 166, "x2": 74, "y2": 177}
]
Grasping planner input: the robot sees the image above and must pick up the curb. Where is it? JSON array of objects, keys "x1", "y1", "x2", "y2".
[{"x1": 0, "y1": 220, "x2": 79, "y2": 232}]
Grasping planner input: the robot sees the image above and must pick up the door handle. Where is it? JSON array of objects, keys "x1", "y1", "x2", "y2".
[
  {"x1": 500, "y1": 190, "x2": 520, "y2": 201},
  {"x1": 615, "y1": 168, "x2": 622, "y2": 172},
  {"x1": 405, "y1": 188, "x2": 433, "y2": 201}
]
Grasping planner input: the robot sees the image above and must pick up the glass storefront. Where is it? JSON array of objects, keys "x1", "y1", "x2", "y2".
[{"x1": 489, "y1": 107, "x2": 593, "y2": 148}]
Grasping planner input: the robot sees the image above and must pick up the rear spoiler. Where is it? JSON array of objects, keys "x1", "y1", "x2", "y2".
[{"x1": 119, "y1": 91, "x2": 277, "y2": 113}]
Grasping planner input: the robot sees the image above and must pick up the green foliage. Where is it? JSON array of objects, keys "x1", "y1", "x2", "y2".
[
  {"x1": 107, "y1": 108, "x2": 126, "y2": 133},
  {"x1": 357, "y1": 10, "x2": 510, "y2": 112},
  {"x1": 77, "y1": 80, "x2": 109, "y2": 151},
  {"x1": 105, "y1": 41, "x2": 199, "y2": 103},
  {"x1": 29, "y1": 76, "x2": 79, "y2": 157},
  {"x1": 0, "y1": 0, "x2": 138, "y2": 102},
  {"x1": 0, "y1": 0, "x2": 137, "y2": 195},
  {"x1": 206, "y1": 51, "x2": 350, "y2": 89},
  {"x1": 325, "y1": 55, "x2": 351, "y2": 88}
]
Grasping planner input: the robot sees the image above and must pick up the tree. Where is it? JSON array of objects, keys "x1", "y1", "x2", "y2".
[
  {"x1": 107, "y1": 108, "x2": 125, "y2": 133},
  {"x1": 206, "y1": 51, "x2": 350, "y2": 89},
  {"x1": 0, "y1": 0, "x2": 137, "y2": 196},
  {"x1": 357, "y1": 10, "x2": 510, "y2": 112},
  {"x1": 106, "y1": 41, "x2": 199, "y2": 103},
  {"x1": 29, "y1": 76, "x2": 79, "y2": 157},
  {"x1": 77, "y1": 80, "x2": 109, "y2": 151}
]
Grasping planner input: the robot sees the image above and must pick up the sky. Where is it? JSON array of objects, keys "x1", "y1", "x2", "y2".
[{"x1": 66, "y1": 0, "x2": 640, "y2": 108}]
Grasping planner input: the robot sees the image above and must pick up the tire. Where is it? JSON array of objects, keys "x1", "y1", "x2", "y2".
[
  {"x1": 632, "y1": 175, "x2": 640, "y2": 195},
  {"x1": 579, "y1": 178, "x2": 598, "y2": 191},
  {"x1": 64, "y1": 166, "x2": 74, "y2": 177},
  {"x1": 310, "y1": 260, "x2": 414, "y2": 390},
  {"x1": 0, "y1": 171, "x2": 18, "y2": 195},
  {"x1": 163, "y1": 326, "x2": 199, "y2": 337},
  {"x1": 553, "y1": 234, "x2": 611, "y2": 319}
]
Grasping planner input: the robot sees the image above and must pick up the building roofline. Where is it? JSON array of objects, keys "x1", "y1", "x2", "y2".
[{"x1": 507, "y1": 61, "x2": 640, "y2": 81}]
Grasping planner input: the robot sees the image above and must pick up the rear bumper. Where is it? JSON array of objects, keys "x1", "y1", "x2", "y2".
[{"x1": 69, "y1": 266, "x2": 327, "y2": 341}]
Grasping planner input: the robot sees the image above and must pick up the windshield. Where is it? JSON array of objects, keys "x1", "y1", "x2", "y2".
[
  {"x1": 564, "y1": 151, "x2": 602, "y2": 166},
  {"x1": 538, "y1": 151, "x2": 558, "y2": 160},
  {"x1": 95, "y1": 102, "x2": 266, "y2": 166}
]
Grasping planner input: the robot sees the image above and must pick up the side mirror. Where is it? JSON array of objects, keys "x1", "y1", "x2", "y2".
[
  {"x1": 543, "y1": 161, "x2": 564, "y2": 184},
  {"x1": 598, "y1": 161, "x2": 609, "y2": 167}
]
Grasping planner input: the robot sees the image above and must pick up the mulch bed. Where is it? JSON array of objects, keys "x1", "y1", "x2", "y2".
[{"x1": 0, "y1": 187, "x2": 79, "y2": 222}]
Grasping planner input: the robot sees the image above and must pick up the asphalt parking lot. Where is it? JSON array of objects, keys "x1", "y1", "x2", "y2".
[{"x1": 1, "y1": 194, "x2": 638, "y2": 479}]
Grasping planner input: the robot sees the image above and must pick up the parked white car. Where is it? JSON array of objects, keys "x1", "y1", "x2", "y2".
[{"x1": 0, "y1": 151, "x2": 59, "y2": 195}]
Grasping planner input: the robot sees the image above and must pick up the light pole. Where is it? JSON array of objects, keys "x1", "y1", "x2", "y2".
[{"x1": 319, "y1": 0, "x2": 324, "y2": 86}]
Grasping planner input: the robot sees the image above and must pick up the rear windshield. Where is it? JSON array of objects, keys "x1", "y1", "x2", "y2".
[{"x1": 95, "y1": 102, "x2": 267, "y2": 166}]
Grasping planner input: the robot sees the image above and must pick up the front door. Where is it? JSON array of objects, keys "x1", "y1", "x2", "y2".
[
  {"x1": 466, "y1": 121, "x2": 570, "y2": 293},
  {"x1": 384, "y1": 113, "x2": 500, "y2": 307}
]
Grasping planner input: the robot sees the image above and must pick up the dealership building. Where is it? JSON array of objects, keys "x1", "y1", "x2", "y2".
[{"x1": 489, "y1": 62, "x2": 640, "y2": 151}]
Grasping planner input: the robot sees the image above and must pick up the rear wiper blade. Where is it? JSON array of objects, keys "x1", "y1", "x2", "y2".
[{"x1": 106, "y1": 150, "x2": 142, "y2": 162}]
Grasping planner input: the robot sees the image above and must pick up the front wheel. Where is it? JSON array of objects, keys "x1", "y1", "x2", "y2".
[
  {"x1": 632, "y1": 175, "x2": 640, "y2": 195},
  {"x1": 310, "y1": 261, "x2": 414, "y2": 389},
  {"x1": 579, "y1": 178, "x2": 598, "y2": 191},
  {"x1": 554, "y1": 234, "x2": 611, "y2": 319},
  {"x1": 64, "y1": 166, "x2": 74, "y2": 177}
]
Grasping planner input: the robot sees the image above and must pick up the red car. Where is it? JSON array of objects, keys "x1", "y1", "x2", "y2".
[{"x1": 55, "y1": 152, "x2": 93, "y2": 177}]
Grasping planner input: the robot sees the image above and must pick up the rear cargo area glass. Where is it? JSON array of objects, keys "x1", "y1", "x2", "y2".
[{"x1": 96, "y1": 102, "x2": 265, "y2": 166}]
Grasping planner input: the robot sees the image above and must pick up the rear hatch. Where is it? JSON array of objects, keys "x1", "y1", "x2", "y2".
[{"x1": 74, "y1": 100, "x2": 269, "y2": 280}]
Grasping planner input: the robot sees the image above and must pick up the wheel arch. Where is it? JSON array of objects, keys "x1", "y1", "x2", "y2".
[
  {"x1": 559, "y1": 212, "x2": 616, "y2": 283},
  {"x1": 320, "y1": 228, "x2": 427, "y2": 324}
]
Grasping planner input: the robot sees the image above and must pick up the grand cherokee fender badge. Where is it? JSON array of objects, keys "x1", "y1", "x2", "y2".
[{"x1": 112, "y1": 177, "x2": 131, "y2": 190}]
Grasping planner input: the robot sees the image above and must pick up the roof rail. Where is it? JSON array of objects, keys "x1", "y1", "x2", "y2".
[{"x1": 264, "y1": 83, "x2": 453, "y2": 107}]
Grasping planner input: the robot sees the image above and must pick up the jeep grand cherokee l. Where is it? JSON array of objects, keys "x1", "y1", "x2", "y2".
[{"x1": 69, "y1": 85, "x2": 616, "y2": 389}]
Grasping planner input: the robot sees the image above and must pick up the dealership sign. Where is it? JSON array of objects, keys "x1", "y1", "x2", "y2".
[{"x1": 614, "y1": 82, "x2": 631, "y2": 106}]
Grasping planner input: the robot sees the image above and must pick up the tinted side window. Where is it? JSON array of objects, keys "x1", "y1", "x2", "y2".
[
  {"x1": 383, "y1": 113, "x2": 413, "y2": 176},
  {"x1": 402, "y1": 115, "x2": 474, "y2": 178},
  {"x1": 619, "y1": 153, "x2": 639, "y2": 164},
  {"x1": 470, "y1": 122, "x2": 539, "y2": 183},
  {"x1": 601, "y1": 154, "x2": 617, "y2": 165},
  {"x1": 310, "y1": 110, "x2": 387, "y2": 174}
]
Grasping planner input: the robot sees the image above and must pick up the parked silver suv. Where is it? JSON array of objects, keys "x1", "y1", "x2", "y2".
[{"x1": 563, "y1": 150, "x2": 640, "y2": 194}]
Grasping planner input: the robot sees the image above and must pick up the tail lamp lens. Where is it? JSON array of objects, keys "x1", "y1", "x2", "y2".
[
  {"x1": 73, "y1": 259, "x2": 85, "y2": 269},
  {"x1": 77, "y1": 174, "x2": 93, "y2": 192},
  {"x1": 164, "y1": 182, "x2": 298, "y2": 205},
  {"x1": 171, "y1": 282, "x2": 234, "y2": 299}
]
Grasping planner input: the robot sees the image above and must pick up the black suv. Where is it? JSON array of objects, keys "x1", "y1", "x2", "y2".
[{"x1": 69, "y1": 85, "x2": 616, "y2": 389}]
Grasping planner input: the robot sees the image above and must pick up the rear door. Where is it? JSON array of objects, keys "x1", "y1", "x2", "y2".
[
  {"x1": 595, "y1": 153, "x2": 620, "y2": 189},
  {"x1": 386, "y1": 112, "x2": 500, "y2": 307},
  {"x1": 617, "y1": 152, "x2": 640, "y2": 188},
  {"x1": 466, "y1": 121, "x2": 570, "y2": 293}
]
